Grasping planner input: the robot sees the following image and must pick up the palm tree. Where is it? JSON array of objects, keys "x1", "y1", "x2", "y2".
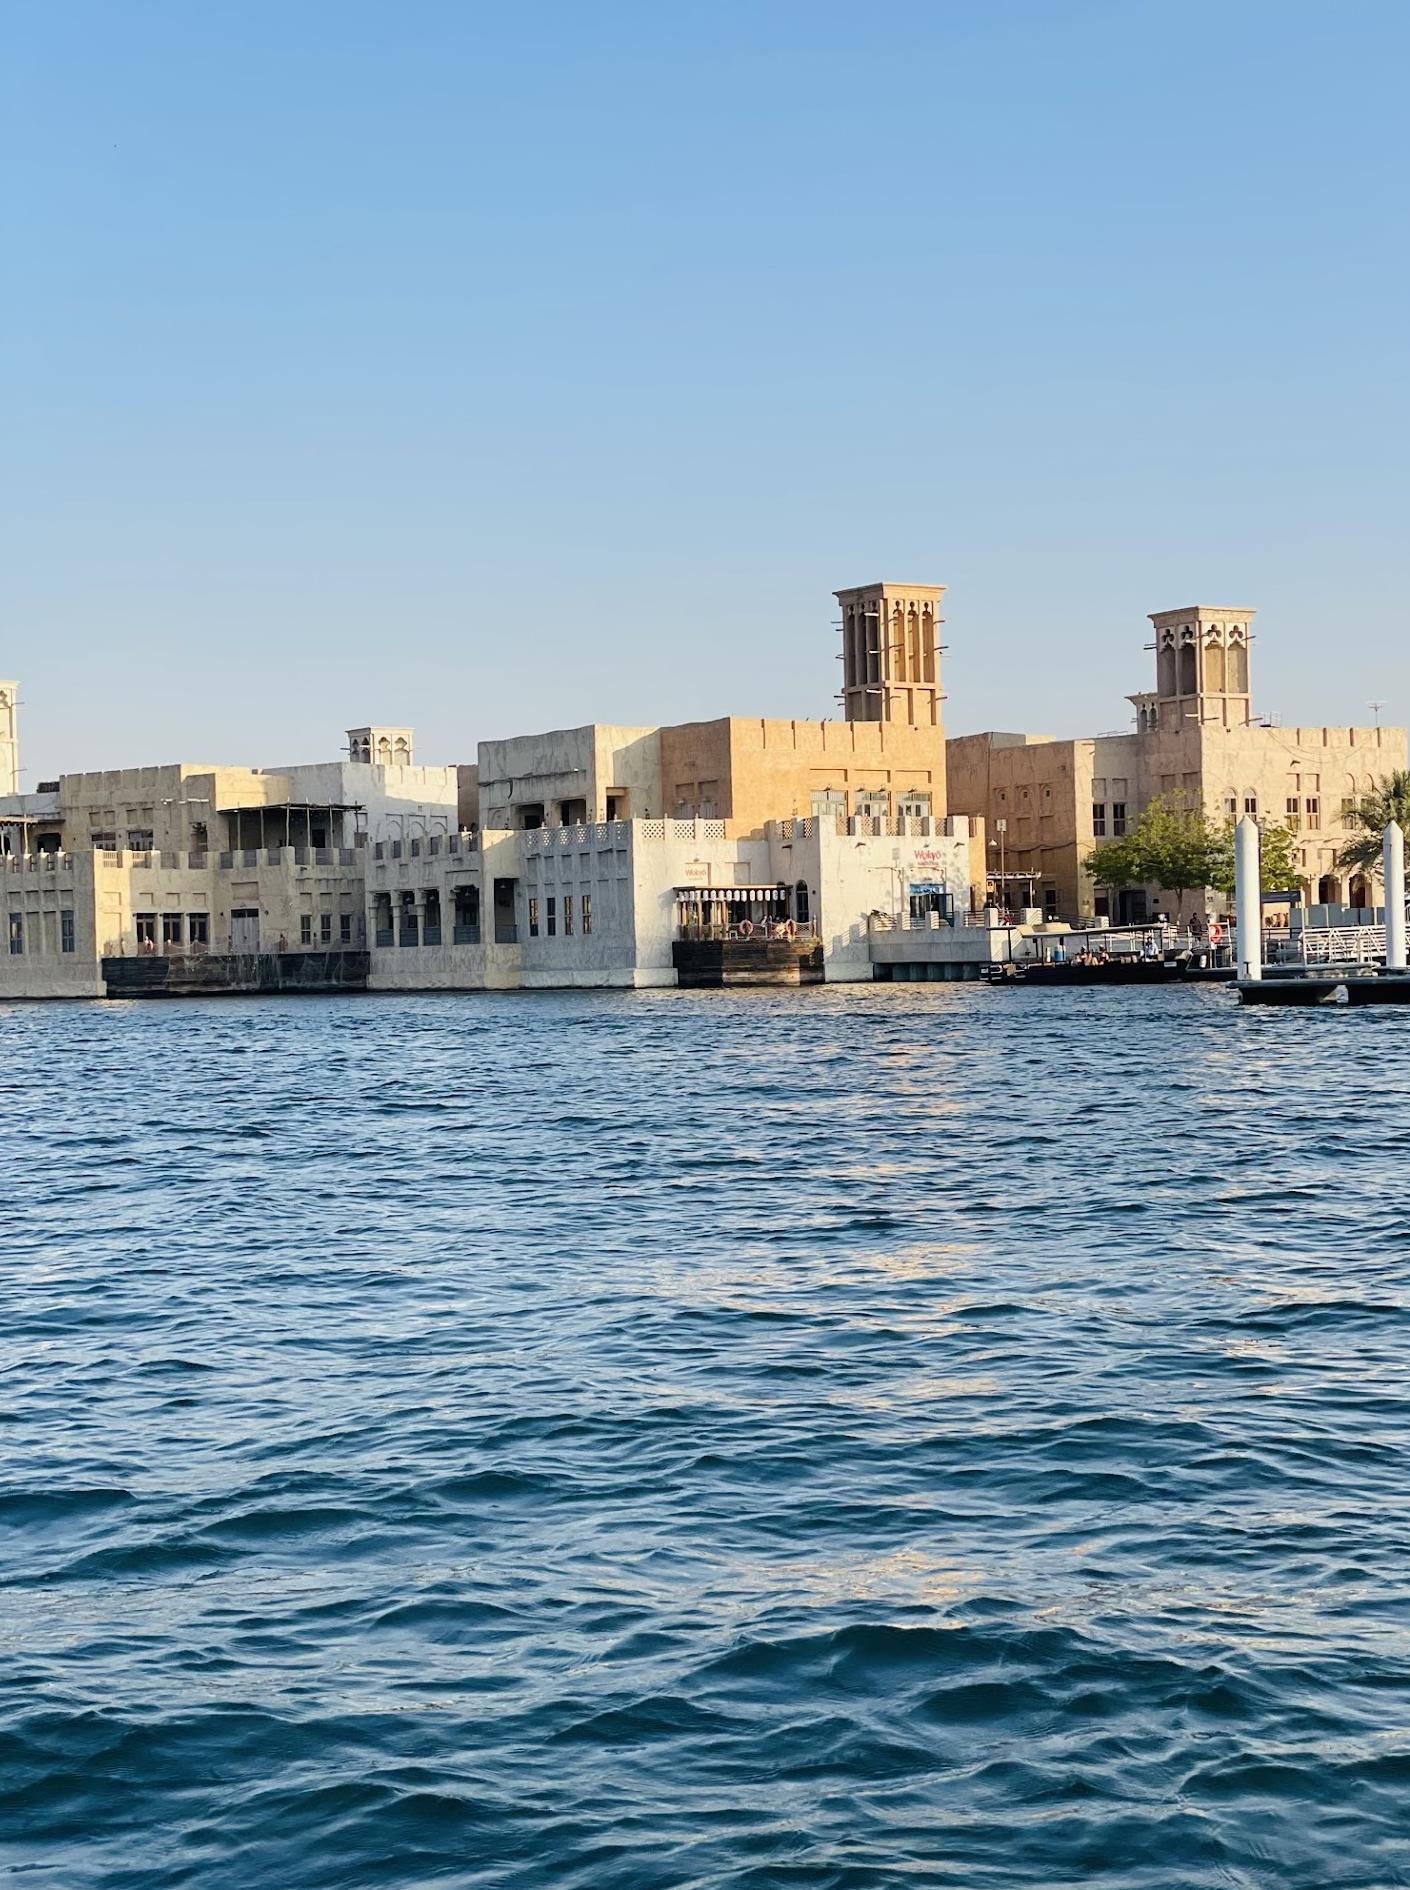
[{"x1": 1337, "y1": 770, "x2": 1410, "y2": 872}]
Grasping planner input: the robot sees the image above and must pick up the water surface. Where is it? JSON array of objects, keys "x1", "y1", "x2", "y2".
[{"x1": 3, "y1": 986, "x2": 1408, "y2": 1888}]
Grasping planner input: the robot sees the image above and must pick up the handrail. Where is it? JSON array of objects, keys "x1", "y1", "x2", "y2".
[{"x1": 677, "y1": 920, "x2": 818, "y2": 942}]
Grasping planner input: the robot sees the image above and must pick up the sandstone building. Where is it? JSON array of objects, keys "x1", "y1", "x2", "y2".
[
  {"x1": 0, "y1": 579, "x2": 982, "y2": 997},
  {"x1": 947, "y1": 607, "x2": 1407, "y2": 923}
]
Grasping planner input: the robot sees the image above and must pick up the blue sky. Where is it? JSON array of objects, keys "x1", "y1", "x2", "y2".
[{"x1": 3, "y1": 0, "x2": 1407, "y2": 776}]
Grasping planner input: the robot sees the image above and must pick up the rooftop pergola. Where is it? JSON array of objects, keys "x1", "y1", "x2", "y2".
[{"x1": 222, "y1": 801, "x2": 366, "y2": 847}]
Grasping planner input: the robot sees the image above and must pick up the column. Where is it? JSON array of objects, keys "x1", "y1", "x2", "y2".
[
  {"x1": 1235, "y1": 816, "x2": 1262, "y2": 981},
  {"x1": 1384, "y1": 822, "x2": 1406, "y2": 971}
]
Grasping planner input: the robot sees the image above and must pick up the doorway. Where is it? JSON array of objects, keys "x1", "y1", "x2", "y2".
[{"x1": 231, "y1": 908, "x2": 260, "y2": 953}]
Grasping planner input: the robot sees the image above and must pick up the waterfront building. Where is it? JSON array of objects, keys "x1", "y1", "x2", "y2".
[
  {"x1": 366, "y1": 809, "x2": 977, "y2": 991},
  {"x1": 0, "y1": 733, "x2": 459, "y2": 998},
  {"x1": 0, "y1": 580, "x2": 982, "y2": 998},
  {"x1": 947, "y1": 608, "x2": 1408, "y2": 923}
]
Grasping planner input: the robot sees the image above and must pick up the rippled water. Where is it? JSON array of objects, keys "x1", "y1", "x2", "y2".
[{"x1": 3, "y1": 985, "x2": 1409, "y2": 1889}]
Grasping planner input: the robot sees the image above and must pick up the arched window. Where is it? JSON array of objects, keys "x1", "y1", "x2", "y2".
[
  {"x1": 1158, "y1": 648, "x2": 1177, "y2": 697},
  {"x1": 1228, "y1": 643, "x2": 1248, "y2": 692},
  {"x1": 394, "y1": 738, "x2": 410, "y2": 765},
  {"x1": 1178, "y1": 643, "x2": 1197, "y2": 694},
  {"x1": 377, "y1": 737, "x2": 392, "y2": 765},
  {"x1": 794, "y1": 880, "x2": 810, "y2": 925},
  {"x1": 1204, "y1": 643, "x2": 1226, "y2": 693}
]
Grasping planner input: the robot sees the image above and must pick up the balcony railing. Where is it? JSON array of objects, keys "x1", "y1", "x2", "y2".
[
  {"x1": 452, "y1": 924, "x2": 481, "y2": 944},
  {"x1": 677, "y1": 919, "x2": 819, "y2": 943}
]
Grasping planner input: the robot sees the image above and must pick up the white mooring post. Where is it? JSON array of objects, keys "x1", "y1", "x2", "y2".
[
  {"x1": 1234, "y1": 816, "x2": 1262, "y2": 982},
  {"x1": 1384, "y1": 821, "x2": 1407, "y2": 972}
]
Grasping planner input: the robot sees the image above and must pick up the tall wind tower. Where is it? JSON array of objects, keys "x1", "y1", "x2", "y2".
[
  {"x1": 1142, "y1": 607, "x2": 1257, "y2": 732},
  {"x1": 0, "y1": 683, "x2": 17, "y2": 795},
  {"x1": 834, "y1": 584, "x2": 945, "y2": 728}
]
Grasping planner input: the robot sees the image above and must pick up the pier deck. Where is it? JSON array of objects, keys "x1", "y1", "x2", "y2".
[{"x1": 1238, "y1": 970, "x2": 1410, "y2": 1005}]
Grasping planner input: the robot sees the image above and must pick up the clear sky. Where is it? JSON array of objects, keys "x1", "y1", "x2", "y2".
[{"x1": 3, "y1": 0, "x2": 1407, "y2": 778}]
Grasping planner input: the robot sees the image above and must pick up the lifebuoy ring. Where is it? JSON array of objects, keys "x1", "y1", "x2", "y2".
[
  {"x1": 1209, "y1": 922, "x2": 1225, "y2": 944},
  {"x1": 738, "y1": 920, "x2": 754, "y2": 938}
]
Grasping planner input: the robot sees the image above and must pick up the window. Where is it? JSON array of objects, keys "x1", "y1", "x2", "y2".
[
  {"x1": 1286, "y1": 797, "x2": 1301, "y2": 830},
  {"x1": 135, "y1": 914, "x2": 156, "y2": 949},
  {"x1": 546, "y1": 897, "x2": 557, "y2": 937},
  {"x1": 60, "y1": 910, "x2": 75, "y2": 954},
  {"x1": 1305, "y1": 797, "x2": 1320, "y2": 831},
  {"x1": 8, "y1": 914, "x2": 21, "y2": 955},
  {"x1": 92, "y1": 831, "x2": 117, "y2": 852},
  {"x1": 127, "y1": 829, "x2": 155, "y2": 852},
  {"x1": 162, "y1": 913, "x2": 183, "y2": 949},
  {"x1": 300, "y1": 914, "x2": 313, "y2": 945},
  {"x1": 1244, "y1": 795, "x2": 1258, "y2": 817},
  {"x1": 529, "y1": 896, "x2": 540, "y2": 938},
  {"x1": 188, "y1": 914, "x2": 209, "y2": 949},
  {"x1": 563, "y1": 895, "x2": 575, "y2": 936},
  {"x1": 1224, "y1": 796, "x2": 1238, "y2": 819},
  {"x1": 1111, "y1": 803, "x2": 1127, "y2": 837},
  {"x1": 339, "y1": 914, "x2": 352, "y2": 943},
  {"x1": 1092, "y1": 804, "x2": 1107, "y2": 837},
  {"x1": 582, "y1": 894, "x2": 592, "y2": 936},
  {"x1": 321, "y1": 913, "x2": 333, "y2": 943},
  {"x1": 1341, "y1": 797, "x2": 1358, "y2": 820}
]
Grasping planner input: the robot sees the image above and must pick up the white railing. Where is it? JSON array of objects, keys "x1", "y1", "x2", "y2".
[
  {"x1": 523, "y1": 820, "x2": 631, "y2": 850},
  {"x1": 521, "y1": 817, "x2": 727, "y2": 851},
  {"x1": 1296, "y1": 925, "x2": 1386, "y2": 965},
  {"x1": 677, "y1": 919, "x2": 818, "y2": 943}
]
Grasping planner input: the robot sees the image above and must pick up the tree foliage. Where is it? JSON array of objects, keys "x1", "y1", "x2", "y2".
[
  {"x1": 1206, "y1": 820, "x2": 1299, "y2": 898},
  {"x1": 1086, "y1": 797, "x2": 1301, "y2": 904},
  {"x1": 1336, "y1": 770, "x2": 1410, "y2": 872}
]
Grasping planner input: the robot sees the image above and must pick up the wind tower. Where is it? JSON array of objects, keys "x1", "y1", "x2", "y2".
[
  {"x1": 347, "y1": 724, "x2": 414, "y2": 767},
  {"x1": 1139, "y1": 607, "x2": 1257, "y2": 733},
  {"x1": 834, "y1": 584, "x2": 945, "y2": 727},
  {"x1": 0, "y1": 682, "x2": 18, "y2": 795}
]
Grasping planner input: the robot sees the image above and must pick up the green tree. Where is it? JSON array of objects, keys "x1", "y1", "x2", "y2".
[
  {"x1": 1086, "y1": 798, "x2": 1302, "y2": 912},
  {"x1": 1207, "y1": 820, "x2": 1300, "y2": 898},
  {"x1": 1336, "y1": 769, "x2": 1410, "y2": 872},
  {"x1": 1085, "y1": 798, "x2": 1221, "y2": 917}
]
